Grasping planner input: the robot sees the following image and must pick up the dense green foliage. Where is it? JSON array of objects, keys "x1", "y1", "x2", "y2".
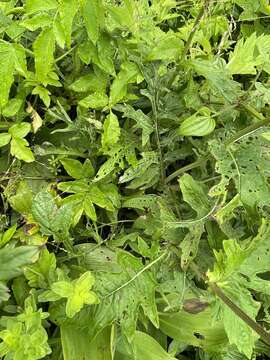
[{"x1": 1, "y1": 0, "x2": 270, "y2": 359}]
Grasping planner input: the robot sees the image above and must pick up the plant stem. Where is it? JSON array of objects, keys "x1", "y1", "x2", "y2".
[
  {"x1": 210, "y1": 283, "x2": 270, "y2": 345},
  {"x1": 165, "y1": 154, "x2": 211, "y2": 183},
  {"x1": 190, "y1": 263, "x2": 270, "y2": 345},
  {"x1": 55, "y1": 46, "x2": 77, "y2": 63},
  {"x1": 5, "y1": 7, "x2": 24, "y2": 16},
  {"x1": 181, "y1": 0, "x2": 210, "y2": 61}
]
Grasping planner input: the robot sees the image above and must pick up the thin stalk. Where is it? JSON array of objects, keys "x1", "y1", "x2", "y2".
[
  {"x1": 5, "y1": 7, "x2": 24, "y2": 16},
  {"x1": 190, "y1": 263, "x2": 270, "y2": 345},
  {"x1": 55, "y1": 46, "x2": 77, "y2": 63},
  {"x1": 181, "y1": 0, "x2": 210, "y2": 61},
  {"x1": 151, "y1": 87, "x2": 166, "y2": 186},
  {"x1": 165, "y1": 154, "x2": 212, "y2": 183},
  {"x1": 210, "y1": 283, "x2": 270, "y2": 345}
]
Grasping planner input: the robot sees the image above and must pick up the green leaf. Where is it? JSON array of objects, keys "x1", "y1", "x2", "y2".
[
  {"x1": 81, "y1": 0, "x2": 103, "y2": 44},
  {"x1": 102, "y1": 111, "x2": 120, "y2": 149},
  {"x1": 2, "y1": 98, "x2": 23, "y2": 117},
  {"x1": 208, "y1": 220, "x2": 270, "y2": 356},
  {"x1": 0, "y1": 133, "x2": 11, "y2": 147},
  {"x1": 25, "y1": 248, "x2": 56, "y2": 288},
  {"x1": 61, "y1": 158, "x2": 86, "y2": 179},
  {"x1": 83, "y1": 197, "x2": 97, "y2": 221},
  {"x1": 192, "y1": 59, "x2": 241, "y2": 103},
  {"x1": 8, "y1": 181, "x2": 33, "y2": 214},
  {"x1": 69, "y1": 71, "x2": 108, "y2": 93},
  {"x1": 10, "y1": 137, "x2": 35, "y2": 163},
  {"x1": 115, "y1": 104, "x2": 153, "y2": 146},
  {"x1": 32, "y1": 86, "x2": 51, "y2": 107},
  {"x1": 49, "y1": 272, "x2": 99, "y2": 318},
  {"x1": 52, "y1": 281, "x2": 73, "y2": 297},
  {"x1": 61, "y1": 325, "x2": 112, "y2": 360},
  {"x1": 0, "y1": 43, "x2": 16, "y2": 108},
  {"x1": 227, "y1": 33, "x2": 263, "y2": 75},
  {"x1": 53, "y1": 15, "x2": 66, "y2": 49},
  {"x1": 147, "y1": 34, "x2": 183, "y2": 61},
  {"x1": 8, "y1": 122, "x2": 31, "y2": 138},
  {"x1": 33, "y1": 27, "x2": 55, "y2": 84},
  {"x1": 178, "y1": 107, "x2": 215, "y2": 137},
  {"x1": 79, "y1": 92, "x2": 108, "y2": 109},
  {"x1": 0, "y1": 224, "x2": 17, "y2": 248},
  {"x1": 132, "y1": 331, "x2": 177, "y2": 360},
  {"x1": 159, "y1": 307, "x2": 228, "y2": 352},
  {"x1": 21, "y1": 13, "x2": 52, "y2": 31},
  {"x1": 25, "y1": 0, "x2": 58, "y2": 14},
  {"x1": 58, "y1": 0, "x2": 79, "y2": 48},
  {"x1": 94, "y1": 250, "x2": 159, "y2": 340},
  {"x1": 31, "y1": 191, "x2": 56, "y2": 234},
  {"x1": 0, "y1": 297, "x2": 51, "y2": 359},
  {"x1": 179, "y1": 174, "x2": 210, "y2": 217},
  {"x1": 109, "y1": 62, "x2": 142, "y2": 106},
  {"x1": 0, "y1": 246, "x2": 40, "y2": 281}
]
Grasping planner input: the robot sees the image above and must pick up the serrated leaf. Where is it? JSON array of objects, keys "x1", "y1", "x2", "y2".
[
  {"x1": 25, "y1": 248, "x2": 56, "y2": 288},
  {"x1": 32, "y1": 86, "x2": 51, "y2": 107},
  {"x1": 33, "y1": 28, "x2": 55, "y2": 84},
  {"x1": 179, "y1": 174, "x2": 210, "y2": 217},
  {"x1": 0, "y1": 43, "x2": 15, "y2": 108},
  {"x1": 94, "y1": 250, "x2": 159, "y2": 340},
  {"x1": 2, "y1": 98, "x2": 23, "y2": 117},
  {"x1": 79, "y1": 92, "x2": 108, "y2": 109},
  {"x1": 227, "y1": 33, "x2": 264, "y2": 75},
  {"x1": 192, "y1": 59, "x2": 241, "y2": 103},
  {"x1": 25, "y1": 0, "x2": 58, "y2": 14},
  {"x1": 10, "y1": 137, "x2": 35, "y2": 163},
  {"x1": 110, "y1": 62, "x2": 142, "y2": 106},
  {"x1": 69, "y1": 71, "x2": 108, "y2": 93},
  {"x1": 58, "y1": 0, "x2": 79, "y2": 48},
  {"x1": 81, "y1": 0, "x2": 103, "y2": 44},
  {"x1": 8, "y1": 122, "x2": 31, "y2": 138},
  {"x1": 53, "y1": 15, "x2": 66, "y2": 49},
  {"x1": 21, "y1": 13, "x2": 52, "y2": 31}
]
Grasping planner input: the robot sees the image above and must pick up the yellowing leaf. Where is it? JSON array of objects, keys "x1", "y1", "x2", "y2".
[{"x1": 26, "y1": 103, "x2": 43, "y2": 133}]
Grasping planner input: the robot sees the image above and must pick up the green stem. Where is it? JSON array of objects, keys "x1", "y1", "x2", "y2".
[
  {"x1": 165, "y1": 154, "x2": 211, "y2": 183},
  {"x1": 210, "y1": 283, "x2": 270, "y2": 345},
  {"x1": 55, "y1": 46, "x2": 77, "y2": 63},
  {"x1": 5, "y1": 7, "x2": 24, "y2": 16},
  {"x1": 181, "y1": 0, "x2": 210, "y2": 61}
]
